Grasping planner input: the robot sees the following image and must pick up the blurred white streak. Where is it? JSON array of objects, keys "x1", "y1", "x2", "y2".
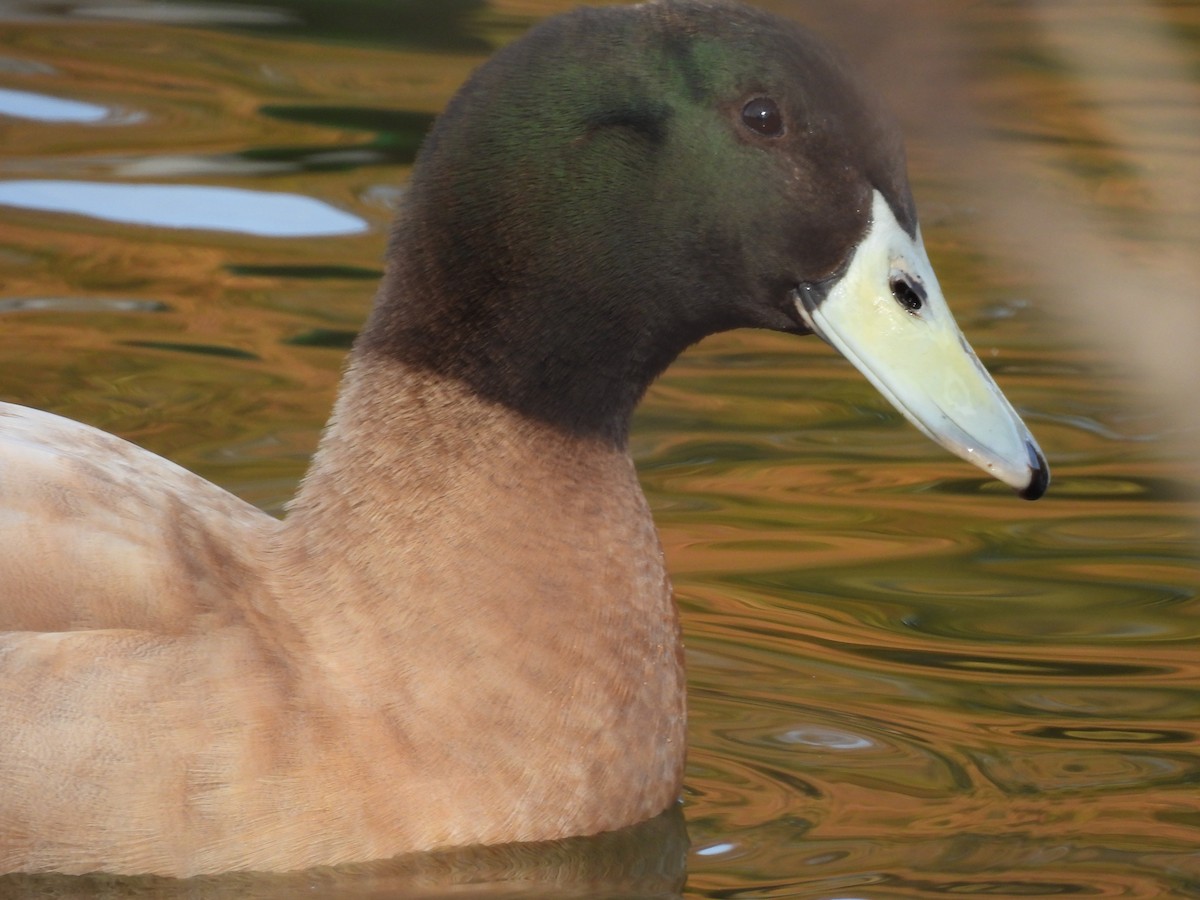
[{"x1": 990, "y1": 0, "x2": 1200, "y2": 442}]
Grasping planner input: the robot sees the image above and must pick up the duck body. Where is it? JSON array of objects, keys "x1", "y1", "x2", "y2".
[
  {"x1": 1, "y1": 371, "x2": 684, "y2": 875},
  {"x1": 0, "y1": 0, "x2": 1047, "y2": 878}
]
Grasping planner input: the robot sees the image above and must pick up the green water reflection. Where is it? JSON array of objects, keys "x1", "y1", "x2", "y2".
[{"x1": 0, "y1": 0, "x2": 1197, "y2": 896}]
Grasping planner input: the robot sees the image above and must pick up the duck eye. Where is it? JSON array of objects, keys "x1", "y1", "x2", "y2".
[
  {"x1": 741, "y1": 96, "x2": 784, "y2": 137},
  {"x1": 890, "y1": 273, "x2": 926, "y2": 313}
]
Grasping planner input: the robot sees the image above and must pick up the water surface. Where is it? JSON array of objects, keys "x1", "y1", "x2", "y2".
[{"x1": 0, "y1": 0, "x2": 1197, "y2": 897}]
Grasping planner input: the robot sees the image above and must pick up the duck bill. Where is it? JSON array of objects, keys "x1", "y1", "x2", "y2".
[{"x1": 794, "y1": 191, "x2": 1049, "y2": 500}]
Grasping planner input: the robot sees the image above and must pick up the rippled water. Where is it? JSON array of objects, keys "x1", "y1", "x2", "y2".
[{"x1": 1, "y1": 0, "x2": 1198, "y2": 897}]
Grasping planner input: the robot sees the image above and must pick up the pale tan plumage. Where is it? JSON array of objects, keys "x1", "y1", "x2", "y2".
[{"x1": 0, "y1": 360, "x2": 685, "y2": 876}]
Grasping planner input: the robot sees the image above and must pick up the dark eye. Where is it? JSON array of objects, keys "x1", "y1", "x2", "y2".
[
  {"x1": 740, "y1": 96, "x2": 784, "y2": 138},
  {"x1": 890, "y1": 273, "x2": 926, "y2": 313}
]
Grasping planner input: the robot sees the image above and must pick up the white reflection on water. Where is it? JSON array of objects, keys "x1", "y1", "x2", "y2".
[
  {"x1": 0, "y1": 87, "x2": 108, "y2": 123},
  {"x1": 778, "y1": 727, "x2": 875, "y2": 751},
  {"x1": 0, "y1": 179, "x2": 368, "y2": 237},
  {"x1": 73, "y1": 2, "x2": 296, "y2": 26}
]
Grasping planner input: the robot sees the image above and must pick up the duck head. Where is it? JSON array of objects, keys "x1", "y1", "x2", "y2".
[{"x1": 360, "y1": 0, "x2": 1048, "y2": 499}]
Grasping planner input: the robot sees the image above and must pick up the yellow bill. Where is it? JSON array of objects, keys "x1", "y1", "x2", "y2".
[{"x1": 794, "y1": 191, "x2": 1049, "y2": 500}]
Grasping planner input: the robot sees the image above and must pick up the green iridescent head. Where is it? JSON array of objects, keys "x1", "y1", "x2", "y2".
[{"x1": 359, "y1": 0, "x2": 1047, "y2": 496}]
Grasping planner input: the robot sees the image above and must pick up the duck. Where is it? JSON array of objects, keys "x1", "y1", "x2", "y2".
[{"x1": 0, "y1": 0, "x2": 1048, "y2": 879}]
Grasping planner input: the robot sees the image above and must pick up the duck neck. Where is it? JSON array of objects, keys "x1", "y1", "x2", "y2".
[
  {"x1": 272, "y1": 352, "x2": 685, "y2": 845},
  {"x1": 279, "y1": 348, "x2": 670, "y2": 629}
]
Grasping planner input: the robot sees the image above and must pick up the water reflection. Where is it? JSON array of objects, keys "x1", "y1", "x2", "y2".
[
  {"x1": 75, "y1": 2, "x2": 297, "y2": 26},
  {"x1": 0, "y1": 297, "x2": 170, "y2": 313},
  {"x1": 969, "y1": 0, "x2": 1200, "y2": 446},
  {"x1": 0, "y1": 179, "x2": 367, "y2": 236},
  {"x1": 0, "y1": 86, "x2": 109, "y2": 122},
  {"x1": 0, "y1": 808, "x2": 689, "y2": 899}
]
